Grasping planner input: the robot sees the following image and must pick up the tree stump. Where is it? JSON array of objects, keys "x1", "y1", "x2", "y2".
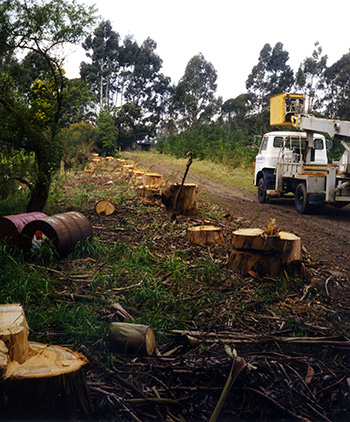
[
  {"x1": 131, "y1": 170, "x2": 147, "y2": 184},
  {"x1": 138, "y1": 185, "x2": 162, "y2": 204},
  {"x1": 84, "y1": 162, "x2": 96, "y2": 174},
  {"x1": 162, "y1": 183, "x2": 198, "y2": 215},
  {"x1": 95, "y1": 199, "x2": 117, "y2": 216},
  {"x1": 109, "y1": 322, "x2": 155, "y2": 355},
  {"x1": 0, "y1": 304, "x2": 91, "y2": 420},
  {"x1": 228, "y1": 228, "x2": 301, "y2": 276},
  {"x1": 122, "y1": 164, "x2": 136, "y2": 174},
  {"x1": 187, "y1": 225, "x2": 224, "y2": 245},
  {"x1": 142, "y1": 172, "x2": 165, "y2": 187}
]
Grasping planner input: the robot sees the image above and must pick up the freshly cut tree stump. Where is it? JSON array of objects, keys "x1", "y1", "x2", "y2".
[
  {"x1": 142, "y1": 172, "x2": 165, "y2": 187},
  {"x1": 131, "y1": 170, "x2": 147, "y2": 184},
  {"x1": 84, "y1": 162, "x2": 96, "y2": 174},
  {"x1": 228, "y1": 228, "x2": 301, "y2": 276},
  {"x1": 162, "y1": 183, "x2": 198, "y2": 215},
  {"x1": 0, "y1": 304, "x2": 30, "y2": 364},
  {"x1": 1, "y1": 342, "x2": 91, "y2": 421},
  {"x1": 187, "y1": 225, "x2": 224, "y2": 245},
  {"x1": 95, "y1": 199, "x2": 117, "y2": 216},
  {"x1": 109, "y1": 322, "x2": 155, "y2": 355},
  {"x1": 0, "y1": 304, "x2": 91, "y2": 420},
  {"x1": 138, "y1": 185, "x2": 162, "y2": 204},
  {"x1": 122, "y1": 164, "x2": 136, "y2": 173}
]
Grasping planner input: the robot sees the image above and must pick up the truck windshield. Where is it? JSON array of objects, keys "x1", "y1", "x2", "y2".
[{"x1": 273, "y1": 136, "x2": 324, "y2": 149}]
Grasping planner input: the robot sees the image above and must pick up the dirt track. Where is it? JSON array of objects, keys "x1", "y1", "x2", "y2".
[{"x1": 129, "y1": 153, "x2": 350, "y2": 282}]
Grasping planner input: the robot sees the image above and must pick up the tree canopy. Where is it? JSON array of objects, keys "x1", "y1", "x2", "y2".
[{"x1": 0, "y1": 0, "x2": 96, "y2": 211}]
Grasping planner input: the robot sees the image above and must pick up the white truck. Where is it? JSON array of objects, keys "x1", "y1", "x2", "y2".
[{"x1": 254, "y1": 93, "x2": 350, "y2": 213}]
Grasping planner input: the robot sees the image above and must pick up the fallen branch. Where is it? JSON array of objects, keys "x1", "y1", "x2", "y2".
[{"x1": 168, "y1": 330, "x2": 350, "y2": 348}]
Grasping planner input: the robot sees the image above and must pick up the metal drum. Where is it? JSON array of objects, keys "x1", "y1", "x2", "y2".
[
  {"x1": 20, "y1": 211, "x2": 93, "y2": 256},
  {"x1": 0, "y1": 212, "x2": 47, "y2": 248}
]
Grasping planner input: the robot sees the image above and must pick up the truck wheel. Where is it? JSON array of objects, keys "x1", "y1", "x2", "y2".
[
  {"x1": 257, "y1": 177, "x2": 267, "y2": 203},
  {"x1": 295, "y1": 183, "x2": 309, "y2": 214}
]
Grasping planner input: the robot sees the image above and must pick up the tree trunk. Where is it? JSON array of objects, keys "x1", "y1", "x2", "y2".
[{"x1": 26, "y1": 156, "x2": 51, "y2": 213}]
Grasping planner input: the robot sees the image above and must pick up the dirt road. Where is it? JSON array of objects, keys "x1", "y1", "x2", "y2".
[{"x1": 129, "y1": 153, "x2": 350, "y2": 281}]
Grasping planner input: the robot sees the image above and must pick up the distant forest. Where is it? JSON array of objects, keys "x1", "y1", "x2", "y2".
[{"x1": 1, "y1": 0, "x2": 350, "y2": 211}]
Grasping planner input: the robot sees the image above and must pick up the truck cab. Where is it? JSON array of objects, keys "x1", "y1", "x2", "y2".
[{"x1": 254, "y1": 131, "x2": 327, "y2": 203}]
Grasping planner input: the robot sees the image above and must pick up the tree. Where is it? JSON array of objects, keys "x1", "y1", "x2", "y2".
[
  {"x1": 173, "y1": 53, "x2": 219, "y2": 127},
  {"x1": 0, "y1": 0, "x2": 96, "y2": 211},
  {"x1": 61, "y1": 77, "x2": 96, "y2": 125},
  {"x1": 295, "y1": 42, "x2": 327, "y2": 112},
  {"x1": 246, "y1": 42, "x2": 294, "y2": 112},
  {"x1": 324, "y1": 52, "x2": 350, "y2": 120},
  {"x1": 221, "y1": 93, "x2": 256, "y2": 123},
  {"x1": 96, "y1": 110, "x2": 118, "y2": 155},
  {"x1": 59, "y1": 121, "x2": 96, "y2": 167},
  {"x1": 80, "y1": 20, "x2": 120, "y2": 111}
]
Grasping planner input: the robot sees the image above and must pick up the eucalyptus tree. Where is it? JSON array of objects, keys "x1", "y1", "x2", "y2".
[
  {"x1": 173, "y1": 53, "x2": 218, "y2": 128},
  {"x1": 295, "y1": 42, "x2": 327, "y2": 112},
  {"x1": 80, "y1": 20, "x2": 120, "y2": 111},
  {"x1": 324, "y1": 52, "x2": 350, "y2": 120},
  {"x1": 0, "y1": 0, "x2": 96, "y2": 212},
  {"x1": 246, "y1": 42, "x2": 294, "y2": 112}
]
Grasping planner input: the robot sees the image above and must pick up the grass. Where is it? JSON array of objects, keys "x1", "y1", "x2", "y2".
[{"x1": 129, "y1": 150, "x2": 256, "y2": 193}]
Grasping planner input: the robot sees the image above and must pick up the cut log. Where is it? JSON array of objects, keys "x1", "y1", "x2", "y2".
[
  {"x1": 142, "y1": 172, "x2": 165, "y2": 187},
  {"x1": 109, "y1": 322, "x2": 155, "y2": 355},
  {"x1": 95, "y1": 199, "x2": 117, "y2": 216},
  {"x1": 0, "y1": 304, "x2": 30, "y2": 364},
  {"x1": 187, "y1": 225, "x2": 224, "y2": 245},
  {"x1": 138, "y1": 185, "x2": 162, "y2": 204},
  {"x1": 228, "y1": 228, "x2": 302, "y2": 276},
  {"x1": 105, "y1": 156, "x2": 114, "y2": 162},
  {"x1": 162, "y1": 183, "x2": 198, "y2": 215}
]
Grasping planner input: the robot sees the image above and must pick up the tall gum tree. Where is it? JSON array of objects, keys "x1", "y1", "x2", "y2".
[
  {"x1": 0, "y1": 0, "x2": 96, "y2": 212},
  {"x1": 173, "y1": 53, "x2": 218, "y2": 128}
]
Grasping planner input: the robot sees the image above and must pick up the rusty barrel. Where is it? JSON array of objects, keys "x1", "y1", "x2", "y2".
[
  {"x1": 0, "y1": 212, "x2": 47, "y2": 248},
  {"x1": 20, "y1": 211, "x2": 93, "y2": 256}
]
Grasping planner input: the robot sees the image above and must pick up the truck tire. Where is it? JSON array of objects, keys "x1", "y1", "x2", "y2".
[
  {"x1": 295, "y1": 183, "x2": 309, "y2": 214},
  {"x1": 257, "y1": 177, "x2": 267, "y2": 203}
]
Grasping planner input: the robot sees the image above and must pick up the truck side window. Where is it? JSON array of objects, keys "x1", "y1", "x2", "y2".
[
  {"x1": 273, "y1": 137, "x2": 283, "y2": 148},
  {"x1": 260, "y1": 137, "x2": 268, "y2": 152},
  {"x1": 314, "y1": 138, "x2": 324, "y2": 150}
]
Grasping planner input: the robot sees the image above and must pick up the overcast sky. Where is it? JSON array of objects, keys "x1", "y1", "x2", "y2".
[{"x1": 65, "y1": 0, "x2": 350, "y2": 101}]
